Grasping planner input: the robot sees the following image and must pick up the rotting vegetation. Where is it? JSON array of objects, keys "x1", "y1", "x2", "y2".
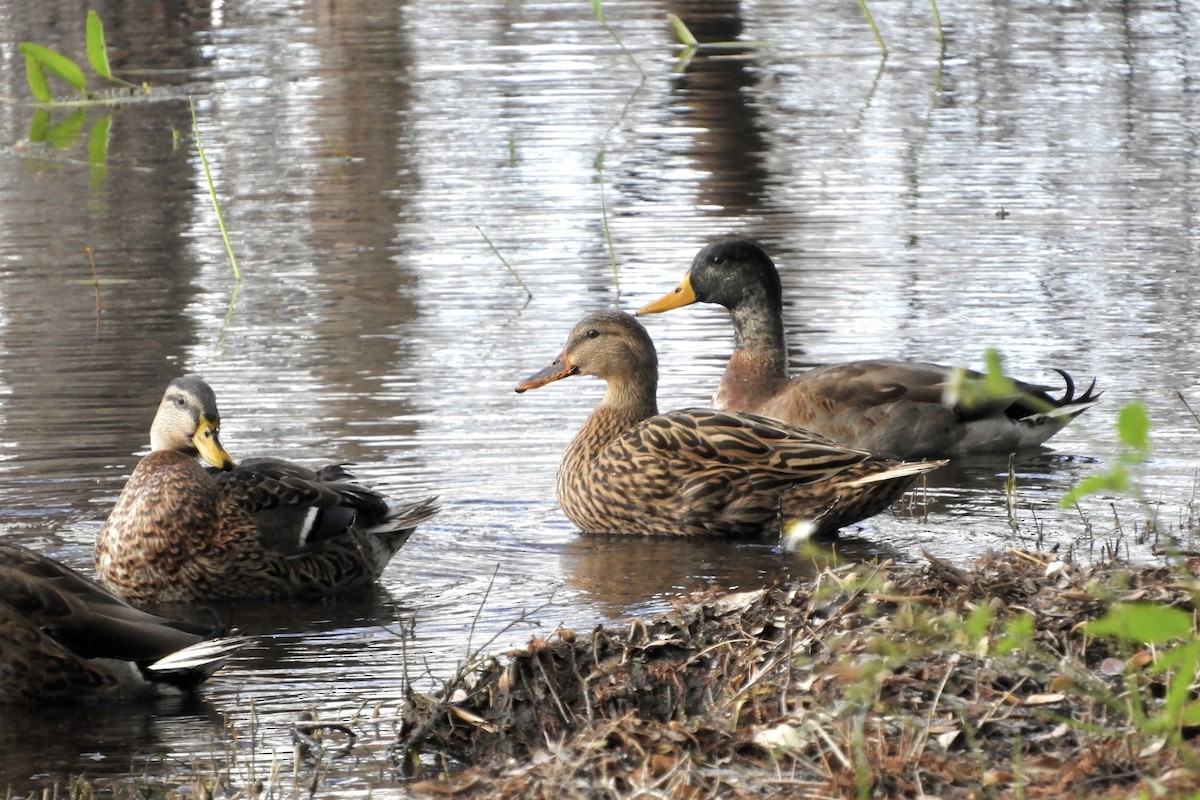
[{"x1": 393, "y1": 549, "x2": 1200, "y2": 799}]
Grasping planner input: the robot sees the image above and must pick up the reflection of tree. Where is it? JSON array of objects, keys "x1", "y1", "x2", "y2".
[
  {"x1": 666, "y1": 1, "x2": 769, "y2": 217},
  {"x1": 300, "y1": 0, "x2": 421, "y2": 464}
]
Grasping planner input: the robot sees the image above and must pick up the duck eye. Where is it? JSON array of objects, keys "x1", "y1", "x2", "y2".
[
  {"x1": 586, "y1": 328, "x2": 600, "y2": 339},
  {"x1": 173, "y1": 396, "x2": 186, "y2": 408}
]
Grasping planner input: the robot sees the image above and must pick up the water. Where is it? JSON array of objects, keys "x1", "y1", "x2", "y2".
[{"x1": 1, "y1": 0, "x2": 1198, "y2": 794}]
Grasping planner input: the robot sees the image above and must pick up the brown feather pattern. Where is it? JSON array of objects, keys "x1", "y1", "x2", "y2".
[
  {"x1": 95, "y1": 377, "x2": 438, "y2": 605},
  {"x1": 519, "y1": 311, "x2": 943, "y2": 541}
]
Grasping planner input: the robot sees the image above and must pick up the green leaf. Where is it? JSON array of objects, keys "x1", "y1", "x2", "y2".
[
  {"x1": 86, "y1": 10, "x2": 113, "y2": 80},
  {"x1": 1180, "y1": 702, "x2": 1200, "y2": 726},
  {"x1": 1087, "y1": 602, "x2": 1194, "y2": 645},
  {"x1": 981, "y1": 348, "x2": 1017, "y2": 398},
  {"x1": 1060, "y1": 467, "x2": 1129, "y2": 507},
  {"x1": 18, "y1": 42, "x2": 87, "y2": 93},
  {"x1": 590, "y1": 0, "x2": 603, "y2": 22},
  {"x1": 88, "y1": 114, "x2": 111, "y2": 164},
  {"x1": 1117, "y1": 402, "x2": 1152, "y2": 454},
  {"x1": 22, "y1": 52, "x2": 52, "y2": 103},
  {"x1": 995, "y1": 612, "x2": 1034, "y2": 656},
  {"x1": 964, "y1": 603, "x2": 993, "y2": 645}
]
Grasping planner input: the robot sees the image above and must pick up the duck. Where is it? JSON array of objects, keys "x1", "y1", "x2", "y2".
[
  {"x1": 0, "y1": 542, "x2": 243, "y2": 704},
  {"x1": 515, "y1": 310, "x2": 944, "y2": 548},
  {"x1": 95, "y1": 375, "x2": 439, "y2": 605},
  {"x1": 637, "y1": 237, "x2": 1101, "y2": 459}
]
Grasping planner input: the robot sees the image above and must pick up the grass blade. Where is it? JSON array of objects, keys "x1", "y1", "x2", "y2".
[
  {"x1": 856, "y1": 0, "x2": 888, "y2": 57},
  {"x1": 189, "y1": 97, "x2": 241, "y2": 284}
]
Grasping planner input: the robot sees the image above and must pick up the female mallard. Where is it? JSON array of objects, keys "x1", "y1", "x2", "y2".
[
  {"x1": 0, "y1": 542, "x2": 242, "y2": 704},
  {"x1": 95, "y1": 376, "x2": 439, "y2": 605},
  {"x1": 638, "y1": 237, "x2": 1100, "y2": 459},
  {"x1": 515, "y1": 311, "x2": 944, "y2": 547}
]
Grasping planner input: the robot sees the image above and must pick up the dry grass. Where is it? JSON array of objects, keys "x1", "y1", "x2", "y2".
[{"x1": 395, "y1": 549, "x2": 1200, "y2": 799}]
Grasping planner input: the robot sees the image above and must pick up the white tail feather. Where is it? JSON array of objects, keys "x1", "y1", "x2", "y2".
[{"x1": 149, "y1": 637, "x2": 247, "y2": 672}]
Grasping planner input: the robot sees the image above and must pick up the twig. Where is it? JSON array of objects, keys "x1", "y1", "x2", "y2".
[
  {"x1": 477, "y1": 226, "x2": 532, "y2": 302},
  {"x1": 84, "y1": 245, "x2": 101, "y2": 336},
  {"x1": 1176, "y1": 390, "x2": 1200, "y2": 433}
]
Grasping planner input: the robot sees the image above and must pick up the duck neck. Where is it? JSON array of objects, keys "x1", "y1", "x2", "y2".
[
  {"x1": 562, "y1": 377, "x2": 658, "y2": 469},
  {"x1": 724, "y1": 299, "x2": 792, "y2": 376},
  {"x1": 724, "y1": 299, "x2": 789, "y2": 392}
]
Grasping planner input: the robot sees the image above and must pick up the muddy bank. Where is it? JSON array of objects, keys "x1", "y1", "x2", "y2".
[{"x1": 395, "y1": 549, "x2": 1200, "y2": 799}]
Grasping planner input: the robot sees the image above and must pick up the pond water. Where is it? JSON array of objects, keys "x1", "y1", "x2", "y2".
[{"x1": 1, "y1": 0, "x2": 1199, "y2": 794}]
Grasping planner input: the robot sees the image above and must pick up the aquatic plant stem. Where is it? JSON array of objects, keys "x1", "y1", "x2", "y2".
[
  {"x1": 591, "y1": 0, "x2": 644, "y2": 77},
  {"x1": 929, "y1": 0, "x2": 944, "y2": 49},
  {"x1": 477, "y1": 226, "x2": 533, "y2": 302},
  {"x1": 594, "y1": 147, "x2": 620, "y2": 297},
  {"x1": 189, "y1": 97, "x2": 241, "y2": 285},
  {"x1": 84, "y1": 245, "x2": 101, "y2": 317},
  {"x1": 856, "y1": 0, "x2": 887, "y2": 57}
]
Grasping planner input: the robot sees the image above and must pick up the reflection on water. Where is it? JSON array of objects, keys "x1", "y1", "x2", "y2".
[{"x1": 1, "y1": 0, "x2": 1199, "y2": 794}]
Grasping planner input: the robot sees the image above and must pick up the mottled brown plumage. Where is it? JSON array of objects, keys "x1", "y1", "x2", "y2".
[
  {"x1": 0, "y1": 542, "x2": 242, "y2": 704},
  {"x1": 638, "y1": 237, "x2": 1101, "y2": 459},
  {"x1": 516, "y1": 311, "x2": 943, "y2": 546},
  {"x1": 96, "y1": 376, "x2": 438, "y2": 604}
]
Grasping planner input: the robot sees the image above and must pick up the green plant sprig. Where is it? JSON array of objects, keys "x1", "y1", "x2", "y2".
[
  {"x1": 1061, "y1": 402, "x2": 1151, "y2": 508},
  {"x1": 20, "y1": 11, "x2": 142, "y2": 104}
]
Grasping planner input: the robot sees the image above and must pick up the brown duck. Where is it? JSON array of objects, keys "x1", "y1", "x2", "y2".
[
  {"x1": 96, "y1": 376, "x2": 438, "y2": 604},
  {"x1": 0, "y1": 542, "x2": 242, "y2": 704},
  {"x1": 639, "y1": 237, "x2": 1100, "y2": 459},
  {"x1": 515, "y1": 311, "x2": 944, "y2": 547}
]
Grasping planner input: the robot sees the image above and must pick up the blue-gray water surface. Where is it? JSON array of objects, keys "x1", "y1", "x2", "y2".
[{"x1": 0, "y1": 0, "x2": 1198, "y2": 795}]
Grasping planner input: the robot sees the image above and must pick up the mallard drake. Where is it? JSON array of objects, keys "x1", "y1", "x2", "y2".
[
  {"x1": 95, "y1": 376, "x2": 439, "y2": 605},
  {"x1": 515, "y1": 311, "x2": 944, "y2": 547},
  {"x1": 638, "y1": 237, "x2": 1101, "y2": 459},
  {"x1": 0, "y1": 542, "x2": 242, "y2": 704}
]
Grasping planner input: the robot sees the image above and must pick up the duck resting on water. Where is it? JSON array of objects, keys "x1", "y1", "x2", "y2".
[
  {"x1": 0, "y1": 541, "x2": 243, "y2": 704},
  {"x1": 638, "y1": 237, "x2": 1101, "y2": 459},
  {"x1": 516, "y1": 310, "x2": 944, "y2": 548},
  {"x1": 96, "y1": 375, "x2": 438, "y2": 605}
]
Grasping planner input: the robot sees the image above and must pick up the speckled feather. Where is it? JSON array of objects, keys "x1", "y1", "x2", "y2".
[
  {"x1": 95, "y1": 376, "x2": 439, "y2": 605},
  {"x1": 519, "y1": 311, "x2": 943, "y2": 541}
]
